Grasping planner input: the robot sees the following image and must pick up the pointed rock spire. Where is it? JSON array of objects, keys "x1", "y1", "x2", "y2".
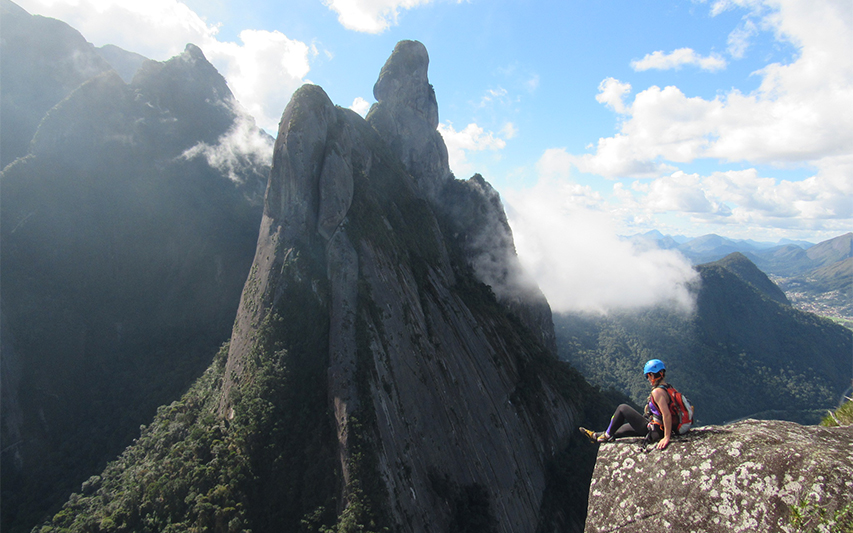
[
  {"x1": 368, "y1": 40, "x2": 451, "y2": 201},
  {"x1": 373, "y1": 40, "x2": 438, "y2": 129}
]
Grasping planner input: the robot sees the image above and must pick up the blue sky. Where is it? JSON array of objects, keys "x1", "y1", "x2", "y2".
[{"x1": 14, "y1": 0, "x2": 853, "y2": 311}]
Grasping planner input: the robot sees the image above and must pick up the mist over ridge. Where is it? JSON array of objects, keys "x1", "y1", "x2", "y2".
[{"x1": 504, "y1": 178, "x2": 700, "y2": 314}]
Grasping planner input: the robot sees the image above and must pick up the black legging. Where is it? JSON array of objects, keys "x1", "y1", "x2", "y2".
[{"x1": 605, "y1": 404, "x2": 663, "y2": 442}]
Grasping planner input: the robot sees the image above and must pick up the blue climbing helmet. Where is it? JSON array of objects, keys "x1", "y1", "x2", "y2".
[{"x1": 643, "y1": 359, "x2": 666, "y2": 375}]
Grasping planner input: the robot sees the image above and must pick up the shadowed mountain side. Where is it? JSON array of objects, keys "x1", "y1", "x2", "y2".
[
  {"x1": 0, "y1": 0, "x2": 112, "y2": 168},
  {"x1": 585, "y1": 420, "x2": 853, "y2": 533},
  {"x1": 37, "y1": 41, "x2": 617, "y2": 533},
  {"x1": 709, "y1": 252, "x2": 789, "y2": 305},
  {"x1": 556, "y1": 253, "x2": 852, "y2": 426},
  {"x1": 0, "y1": 45, "x2": 268, "y2": 531}
]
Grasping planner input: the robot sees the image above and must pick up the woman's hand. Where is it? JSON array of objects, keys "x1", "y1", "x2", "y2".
[{"x1": 657, "y1": 435, "x2": 670, "y2": 450}]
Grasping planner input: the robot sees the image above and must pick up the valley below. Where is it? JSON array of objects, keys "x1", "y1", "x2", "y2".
[{"x1": 775, "y1": 279, "x2": 852, "y2": 330}]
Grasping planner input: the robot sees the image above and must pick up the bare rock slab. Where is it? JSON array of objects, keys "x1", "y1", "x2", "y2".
[{"x1": 585, "y1": 419, "x2": 853, "y2": 533}]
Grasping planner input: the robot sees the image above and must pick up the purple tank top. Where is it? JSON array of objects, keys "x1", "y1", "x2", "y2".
[{"x1": 648, "y1": 397, "x2": 662, "y2": 419}]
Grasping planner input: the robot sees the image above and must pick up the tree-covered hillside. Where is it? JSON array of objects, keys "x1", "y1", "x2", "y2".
[
  {"x1": 556, "y1": 253, "x2": 853, "y2": 426},
  {"x1": 0, "y1": 42, "x2": 268, "y2": 532}
]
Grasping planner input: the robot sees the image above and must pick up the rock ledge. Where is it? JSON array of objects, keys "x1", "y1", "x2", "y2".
[{"x1": 585, "y1": 419, "x2": 853, "y2": 533}]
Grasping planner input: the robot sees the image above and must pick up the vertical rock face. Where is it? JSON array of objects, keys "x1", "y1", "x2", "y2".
[
  {"x1": 585, "y1": 420, "x2": 853, "y2": 533},
  {"x1": 438, "y1": 174, "x2": 558, "y2": 354},
  {"x1": 220, "y1": 41, "x2": 594, "y2": 531}
]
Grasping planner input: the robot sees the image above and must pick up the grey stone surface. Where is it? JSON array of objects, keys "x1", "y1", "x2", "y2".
[
  {"x1": 585, "y1": 419, "x2": 853, "y2": 533},
  {"x1": 220, "y1": 40, "x2": 581, "y2": 532},
  {"x1": 367, "y1": 40, "x2": 452, "y2": 201},
  {"x1": 439, "y1": 174, "x2": 557, "y2": 354}
]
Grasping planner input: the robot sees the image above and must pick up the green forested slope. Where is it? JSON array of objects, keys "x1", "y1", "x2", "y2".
[
  {"x1": 1, "y1": 47, "x2": 267, "y2": 532},
  {"x1": 556, "y1": 254, "x2": 852, "y2": 426}
]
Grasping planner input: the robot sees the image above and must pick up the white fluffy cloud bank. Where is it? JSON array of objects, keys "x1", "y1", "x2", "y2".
[
  {"x1": 545, "y1": 0, "x2": 852, "y2": 240},
  {"x1": 569, "y1": 0, "x2": 853, "y2": 179},
  {"x1": 504, "y1": 179, "x2": 699, "y2": 314},
  {"x1": 17, "y1": 0, "x2": 311, "y2": 133}
]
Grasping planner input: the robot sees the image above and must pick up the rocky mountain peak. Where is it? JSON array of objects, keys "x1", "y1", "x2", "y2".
[
  {"x1": 181, "y1": 42, "x2": 207, "y2": 62},
  {"x1": 214, "y1": 40, "x2": 593, "y2": 531},
  {"x1": 367, "y1": 40, "x2": 451, "y2": 201},
  {"x1": 373, "y1": 40, "x2": 438, "y2": 129}
]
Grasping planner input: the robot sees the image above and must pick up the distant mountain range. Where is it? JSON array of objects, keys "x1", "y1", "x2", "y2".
[
  {"x1": 626, "y1": 230, "x2": 849, "y2": 274},
  {"x1": 627, "y1": 231, "x2": 853, "y2": 328}
]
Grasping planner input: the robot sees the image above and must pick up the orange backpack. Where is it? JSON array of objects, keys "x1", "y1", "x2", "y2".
[{"x1": 656, "y1": 384, "x2": 695, "y2": 435}]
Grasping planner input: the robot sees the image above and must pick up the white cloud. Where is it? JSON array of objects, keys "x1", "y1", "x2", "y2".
[
  {"x1": 631, "y1": 48, "x2": 727, "y2": 72},
  {"x1": 479, "y1": 86, "x2": 510, "y2": 108},
  {"x1": 619, "y1": 167, "x2": 852, "y2": 237},
  {"x1": 545, "y1": 143, "x2": 674, "y2": 180},
  {"x1": 437, "y1": 121, "x2": 507, "y2": 177},
  {"x1": 566, "y1": 0, "x2": 853, "y2": 182},
  {"x1": 182, "y1": 102, "x2": 274, "y2": 183},
  {"x1": 17, "y1": 0, "x2": 215, "y2": 59},
  {"x1": 506, "y1": 136, "x2": 851, "y2": 313},
  {"x1": 727, "y1": 19, "x2": 758, "y2": 58},
  {"x1": 206, "y1": 30, "x2": 310, "y2": 133},
  {"x1": 500, "y1": 122, "x2": 518, "y2": 140},
  {"x1": 504, "y1": 178, "x2": 699, "y2": 314},
  {"x1": 596, "y1": 78, "x2": 632, "y2": 114},
  {"x1": 323, "y1": 0, "x2": 432, "y2": 33},
  {"x1": 525, "y1": 144, "x2": 851, "y2": 251},
  {"x1": 350, "y1": 97, "x2": 371, "y2": 117},
  {"x1": 642, "y1": 172, "x2": 724, "y2": 215},
  {"x1": 17, "y1": 0, "x2": 312, "y2": 133}
]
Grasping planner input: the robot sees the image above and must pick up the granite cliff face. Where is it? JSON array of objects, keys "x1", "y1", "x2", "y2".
[
  {"x1": 367, "y1": 40, "x2": 450, "y2": 202},
  {"x1": 585, "y1": 420, "x2": 853, "y2": 533},
  {"x1": 217, "y1": 40, "x2": 595, "y2": 531}
]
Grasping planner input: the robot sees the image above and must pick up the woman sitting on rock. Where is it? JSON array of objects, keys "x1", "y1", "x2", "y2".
[{"x1": 579, "y1": 359, "x2": 673, "y2": 450}]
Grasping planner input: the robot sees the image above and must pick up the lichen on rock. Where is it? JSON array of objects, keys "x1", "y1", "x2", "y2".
[{"x1": 585, "y1": 419, "x2": 853, "y2": 533}]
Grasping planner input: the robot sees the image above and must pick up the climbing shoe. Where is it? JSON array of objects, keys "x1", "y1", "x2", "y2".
[
  {"x1": 579, "y1": 427, "x2": 596, "y2": 442},
  {"x1": 597, "y1": 432, "x2": 615, "y2": 443},
  {"x1": 579, "y1": 427, "x2": 613, "y2": 443}
]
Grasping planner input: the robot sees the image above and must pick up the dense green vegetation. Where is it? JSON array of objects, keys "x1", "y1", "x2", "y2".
[
  {"x1": 35, "y1": 344, "x2": 251, "y2": 532},
  {"x1": 555, "y1": 255, "x2": 853, "y2": 426},
  {"x1": 36, "y1": 280, "x2": 341, "y2": 533}
]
